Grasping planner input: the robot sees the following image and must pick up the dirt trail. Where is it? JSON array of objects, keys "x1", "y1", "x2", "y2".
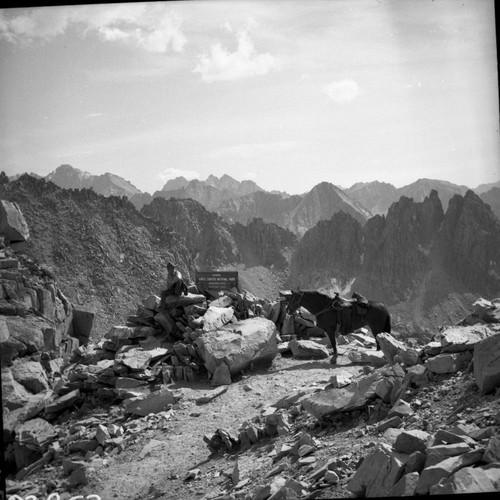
[{"x1": 73, "y1": 348, "x2": 364, "y2": 500}]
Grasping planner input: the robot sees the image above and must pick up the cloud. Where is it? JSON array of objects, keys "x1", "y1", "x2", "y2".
[
  {"x1": 323, "y1": 79, "x2": 360, "y2": 103},
  {"x1": 0, "y1": 4, "x2": 186, "y2": 53},
  {"x1": 86, "y1": 113, "x2": 104, "y2": 118},
  {"x1": 209, "y1": 141, "x2": 296, "y2": 160},
  {"x1": 194, "y1": 30, "x2": 277, "y2": 82},
  {"x1": 157, "y1": 168, "x2": 200, "y2": 184}
]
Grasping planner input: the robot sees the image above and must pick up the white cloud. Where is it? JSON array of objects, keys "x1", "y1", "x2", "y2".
[
  {"x1": 157, "y1": 168, "x2": 200, "y2": 184},
  {"x1": 209, "y1": 141, "x2": 296, "y2": 160},
  {"x1": 323, "y1": 79, "x2": 360, "y2": 103},
  {"x1": 194, "y1": 30, "x2": 277, "y2": 82},
  {"x1": 0, "y1": 4, "x2": 186, "y2": 53},
  {"x1": 86, "y1": 113, "x2": 104, "y2": 118}
]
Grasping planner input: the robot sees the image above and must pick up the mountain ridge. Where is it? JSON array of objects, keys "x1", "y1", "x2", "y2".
[{"x1": 39, "y1": 164, "x2": 500, "y2": 224}]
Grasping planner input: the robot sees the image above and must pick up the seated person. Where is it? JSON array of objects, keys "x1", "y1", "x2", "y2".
[{"x1": 160, "y1": 262, "x2": 187, "y2": 309}]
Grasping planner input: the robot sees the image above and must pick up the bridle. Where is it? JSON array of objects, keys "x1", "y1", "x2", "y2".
[
  {"x1": 287, "y1": 291, "x2": 343, "y2": 318},
  {"x1": 286, "y1": 291, "x2": 304, "y2": 314}
]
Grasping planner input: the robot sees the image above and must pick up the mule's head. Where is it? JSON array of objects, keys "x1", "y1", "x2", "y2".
[
  {"x1": 332, "y1": 292, "x2": 344, "y2": 310},
  {"x1": 286, "y1": 290, "x2": 303, "y2": 314}
]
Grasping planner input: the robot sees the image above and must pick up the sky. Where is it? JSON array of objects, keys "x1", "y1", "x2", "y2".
[{"x1": 0, "y1": 0, "x2": 499, "y2": 195}]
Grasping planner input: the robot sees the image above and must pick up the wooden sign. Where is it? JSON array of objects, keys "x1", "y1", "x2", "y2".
[{"x1": 196, "y1": 271, "x2": 238, "y2": 292}]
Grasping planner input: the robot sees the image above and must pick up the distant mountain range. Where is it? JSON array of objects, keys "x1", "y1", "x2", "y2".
[
  {"x1": 28, "y1": 164, "x2": 500, "y2": 232},
  {"x1": 2, "y1": 173, "x2": 499, "y2": 335}
]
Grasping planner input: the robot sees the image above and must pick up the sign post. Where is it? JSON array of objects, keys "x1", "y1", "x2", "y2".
[{"x1": 196, "y1": 271, "x2": 238, "y2": 293}]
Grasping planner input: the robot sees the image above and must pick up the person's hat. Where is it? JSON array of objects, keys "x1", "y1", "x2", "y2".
[{"x1": 167, "y1": 262, "x2": 176, "y2": 269}]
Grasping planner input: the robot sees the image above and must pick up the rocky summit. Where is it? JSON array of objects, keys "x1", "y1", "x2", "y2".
[{"x1": 1, "y1": 172, "x2": 499, "y2": 499}]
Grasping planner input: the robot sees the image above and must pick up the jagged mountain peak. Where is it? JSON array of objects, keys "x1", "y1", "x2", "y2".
[
  {"x1": 161, "y1": 176, "x2": 190, "y2": 191},
  {"x1": 46, "y1": 164, "x2": 93, "y2": 185},
  {"x1": 348, "y1": 180, "x2": 396, "y2": 190},
  {"x1": 45, "y1": 164, "x2": 141, "y2": 197}
]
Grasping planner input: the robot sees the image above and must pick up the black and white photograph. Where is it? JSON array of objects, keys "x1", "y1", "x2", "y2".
[{"x1": 1, "y1": 1, "x2": 500, "y2": 499}]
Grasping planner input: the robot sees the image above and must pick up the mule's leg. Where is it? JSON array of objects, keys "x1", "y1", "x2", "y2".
[{"x1": 325, "y1": 328, "x2": 338, "y2": 364}]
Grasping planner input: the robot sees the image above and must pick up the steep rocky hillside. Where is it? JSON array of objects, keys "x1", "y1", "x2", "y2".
[
  {"x1": 231, "y1": 218, "x2": 298, "y2": 271},
  {"x1": 357, "y1": 191, "x2": 445, "y2": 303},
  {"x1": 140, "y1": 197, "x2": 241, "y2": 269},
  {"x1": 289, "y1": 211, "x2": 363, "y2": 292},
  {"x1": 0, "y1": 175, "x2": 296, "y2": 338},
  {"x1": 434, "y1": 190, "x2": 500, "y2": 294},
  {"x1": 0, "y1": 175, "x2": 191, "y2": 337}
]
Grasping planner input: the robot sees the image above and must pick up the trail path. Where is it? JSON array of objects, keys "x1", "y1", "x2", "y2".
[{"x1": 77, "y1": 348, "x2": 364, "y2": 500}]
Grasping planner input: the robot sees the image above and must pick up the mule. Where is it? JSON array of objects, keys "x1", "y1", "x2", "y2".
[{"x1": 286, "y1": 290, "x2": 391, "y2": 364}]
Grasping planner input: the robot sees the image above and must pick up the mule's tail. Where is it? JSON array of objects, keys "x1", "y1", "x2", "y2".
[{"x1": 384, "y1": 313, "x2": 391, "y2": 334}]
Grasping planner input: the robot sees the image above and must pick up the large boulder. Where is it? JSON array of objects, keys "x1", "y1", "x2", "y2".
[
  {"x1": 10, "y1": 359, "x2": 50, "y2": 394},
  {"x1": 347, "y1": 443, "x2": 406, "y2": 497},
  {"x1": 115, "y1": 347, "x2": 153, "y2": 371},
  {"x1": 459, "y1": 298, "x2": 500, "y2": 325},
  {"x1": 0, "y1": 316, "x2": 46, "y2": 365},
  {"x1": 377, "y1": 332, "x2": 420, "y2": 366},
  {"x1": 0, "y1": 200, "x2": 29, "y2": 243},
  {"x1": 0, "y1": 317, "x2": 25, "y2": 366},
  {"x1": 71, "y1": 308, "x2": 94, "y2": 346},
  {"x1": 105, "y1": 325, "x2": 156, "y2": 341},
  {"x1": 301, "y1": 371, "x2": 383, "y2": 419},
  {"x1": 202, "y1": 306, "x2": 235, "y2": 331},
  {"x1": 123, "y1": 387, "x2": 179, "y2": 416},
  {"x1": 474, "y1": 332, "x2": 500, "y2": 394},
  {"x1": 440, "y1": 325, "x2": 496, "y2": 352},
  {"x1": 163, "y1": 293, "x2": 207, "y2": 309},
  {"x1": 347, "y1": 349, "x2": 386, "y2": 367},
  {"x1": 415, "y1": 448, "x2": 485, "y2": 495},
  {"x1": 15, "y1": 417, "x2": 57, "y2": 452},
  {"x1": 2, "y1": 368, "x2": 30, "y2": 410},
  {"x1": 289, "y1": 339, "x2": 329, "y2": 359},
  {"x1": 424, "y1": 352, "x2": 472, "y2": 374},
  {"x1": 430, "y1": 466, "x2": 498, "y2": 494},
  {"x1": 4, "y1": 390, "x2": 54, "y2": 439},
  {"x1": 195, "y1": 316, "x2": 278, "y2": 377}
]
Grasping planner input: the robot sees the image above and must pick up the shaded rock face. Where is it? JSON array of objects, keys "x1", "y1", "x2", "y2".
[
  {"x1": 288, "y1": 211, "x2": 363, "y2": 291},
  {"x1": 231, "y1": 218, "x2": 298, "y2": 271},
  {"x1": 141, "y1": 197, "x2": 240, "y2": 269},
  {"x1": 290, "y1": 189, "x2": 498, "y2": 321},
  {"x1": 434, "y1": 190, "x2": 500, "y2": 295},
  {"x1": 357, "y1": 192, "x2": 444, "y2": 303},
  {"x1": 288, "y1": 190, "x2": 445, "y2": 302}
]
